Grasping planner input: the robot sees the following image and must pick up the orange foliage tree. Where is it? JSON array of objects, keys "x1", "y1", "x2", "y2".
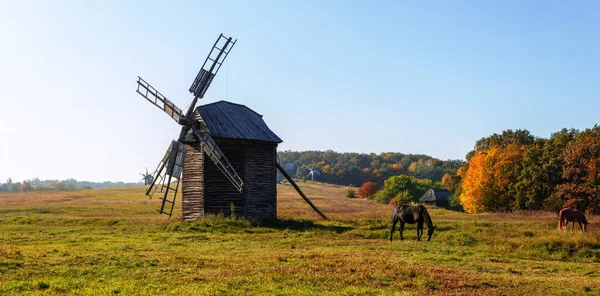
[
  {"x1": 460, "y1": 149, "x2": 496, "y2": 213},
  {"x1": 459, "y1": 145, "x2": 526, "y2": 213},
  {"x1": 441, "y1": 173, "x2": 461, "y2": 194},
  {"x1": 556, "y1": 125, "x2": 600, "y2": 213},
  {"x1": 357, "y1": 181, "x2": 379, "y2": 199}
]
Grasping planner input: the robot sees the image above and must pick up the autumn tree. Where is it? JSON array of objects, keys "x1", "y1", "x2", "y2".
[
  {"x1": 466, "y1": 129, "x2": 535, "y2": 161},
  {"x1": 556, "y1": 125, "x2": 600, "y2": 213},
  {"x1": 357, "y1": 182, "x2": 378, "y2": 199},
  {"x1": 441, "y1": 173, "x2": 461, "y2": 194},
  {"x1": 460, "y1": 149, "x2": 497, "y2": 213}
]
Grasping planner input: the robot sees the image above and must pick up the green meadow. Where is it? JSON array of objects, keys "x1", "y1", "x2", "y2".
[{"x1": 1, "y1": 182, "x2": 599, "y2": 295}]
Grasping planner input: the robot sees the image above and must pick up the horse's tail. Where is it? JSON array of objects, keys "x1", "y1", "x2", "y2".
[
  {"x1": 558, "y1": 208, "x2": 565, "y2": 230},
  {"x1": 391, "y1": 205, "x2": 400, "y2": 223}
]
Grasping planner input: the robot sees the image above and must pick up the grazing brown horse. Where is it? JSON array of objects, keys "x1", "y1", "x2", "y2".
[
  {"x1": 558, "y1": 207, "x2": 588, "y2": 232},
  {"x1": 390, "y1": 204, "x2": 437, "y2": 242}
]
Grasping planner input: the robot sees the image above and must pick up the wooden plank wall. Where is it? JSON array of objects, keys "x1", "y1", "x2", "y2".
[
  {"x1": 203, "y1": 139, "x2": 247, "y2": 217},
  {"x1": 243, "y1": 142, "x2": 277, "y2": 219},
  {"x1": 181, "y1": 142, "x2": 204, "y2": 221},
  {"x1": 182, "y1": 139, "x2": 278, "y2": 220}
]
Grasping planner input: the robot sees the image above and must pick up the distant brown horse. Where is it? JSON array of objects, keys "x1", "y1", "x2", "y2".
[
  {"x1": 558, "y1": 208, "x2": 588, "y2": 232},
  {"x1": 390, "y1": 204, "x2": 437, "y2": 242}
]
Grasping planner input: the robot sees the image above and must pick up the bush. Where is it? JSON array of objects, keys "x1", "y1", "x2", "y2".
[
  {"x1": 373, "y1": 190, "x2": 393, "y2": 204},
  {"x1": 345, "y1": 188, "x2": 356, "y2": 198},
  {"x1": 373, "y1": 175, "x2": 433, "y2": 204},
  {"x1": 358, "y1": 182, "x2": 379, "y2": 199},
  {"x1": 394, "y1": 190, "x2": 412, "y2": 204},
  {"x1": 449, "y1": 194, "x2": 463, "y2": 211}
]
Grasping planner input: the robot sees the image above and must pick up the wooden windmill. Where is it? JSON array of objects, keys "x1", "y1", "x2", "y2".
[
  {"x1": 140, "y1": 167, "x2": 153, "y2": 185},
  {"x1": 136, "y1": 34, "x2": 327, "y2": 221}
]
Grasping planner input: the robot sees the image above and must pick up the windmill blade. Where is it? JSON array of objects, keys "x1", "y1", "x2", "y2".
[
  {"x1": 136, "y1": 76, "x2": 184, "y2": 124},
  {"x1": 178, "y1": 34, "x2": 237, "y2": 141},
  {"x1": 277, "y1": 163, "x2": 328, "y2": 220},
  {"x1": 189, "y1": 34, "x2": 236, "y2": 99},
  {"x1": 145, "y1": 143, "x2": 172, "y2": 197},
  {"x1": 190, "y1": 126, "x2": 244, "y2": 192},
  {"x1": 145, "y1": 140, "x2": 186, "y2": 197}
]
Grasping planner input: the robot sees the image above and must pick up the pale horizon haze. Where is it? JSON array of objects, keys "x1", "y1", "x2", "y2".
[{"x1": 1, "y1": 0, "x2": 599, "y2": 183}]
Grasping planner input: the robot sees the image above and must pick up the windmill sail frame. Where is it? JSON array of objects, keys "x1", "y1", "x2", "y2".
[{"x1": 136, "y1": 77, "x2": 183, "y2": 124}]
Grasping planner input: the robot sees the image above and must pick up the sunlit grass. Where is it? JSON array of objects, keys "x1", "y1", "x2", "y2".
[{"x1": 1, "y1": 183, "x2": 599, "y2": 295}]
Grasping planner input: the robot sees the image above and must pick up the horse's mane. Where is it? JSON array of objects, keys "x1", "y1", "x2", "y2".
[{"x1": 420, "y1": 205, "x2": 434, "y2": 229}]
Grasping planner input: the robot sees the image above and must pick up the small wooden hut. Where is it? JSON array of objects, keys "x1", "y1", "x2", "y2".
[
  {"x1": 284, "y1": 163, "x2": 297, "y2": 177},
  {"x1": 418, "y1": 188, "x2": 451, "y2": 208},
  {"x1": 181, "y1": 101, "x2": 282, "y2": 221}
]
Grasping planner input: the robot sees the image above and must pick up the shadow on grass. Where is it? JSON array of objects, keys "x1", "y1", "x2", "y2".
[
  {"x1": 164, "y1": 215, "x2": 354, "y2": 234},
  {"x1": 256, "y1": 218, "x2": 354, "y2": 234}
]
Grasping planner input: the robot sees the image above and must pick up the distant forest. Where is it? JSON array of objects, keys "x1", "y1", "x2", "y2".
[
  {"x1": 277, "y1": 150, "x2": 465, "y2": 187},
  {"x1": 0, "y1": 178, "x2": 141, "y2": 192}
]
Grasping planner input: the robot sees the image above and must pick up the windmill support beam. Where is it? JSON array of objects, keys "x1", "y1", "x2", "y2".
[{"x1": 276, "y1": 163, "x2": 328, "y2": 220}]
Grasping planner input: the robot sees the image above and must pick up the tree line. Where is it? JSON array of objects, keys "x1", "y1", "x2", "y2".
[
  {"x1": 277, "y1": 150, "x2": 464, "y2": 187},
  {"x1": 445, "y1": 127, "x2": 600, "y2": 214},
  {"x1": 0, "y1": 178, "x2": 142, "y2": 192}
]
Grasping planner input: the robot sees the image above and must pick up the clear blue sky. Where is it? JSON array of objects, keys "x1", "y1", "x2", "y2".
[{"x1": 1, "y1": 0, "x2": 598, "y2": 182}]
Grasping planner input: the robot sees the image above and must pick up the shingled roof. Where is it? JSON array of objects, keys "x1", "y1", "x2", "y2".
[
  {"x1": 419, "y1": 188, "x2": 451, "y2": 202},
  {"x1": 196, "y1": 101, "x2": 283, "y2": 143}
]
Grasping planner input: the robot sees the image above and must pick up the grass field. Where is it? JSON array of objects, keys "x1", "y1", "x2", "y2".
[{"x1": 1, "y1": 182, "x2": 600, "y2": 295}]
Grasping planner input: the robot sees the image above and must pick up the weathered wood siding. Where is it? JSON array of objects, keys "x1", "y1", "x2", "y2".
[
  {"x1": 435, "y1": 200, "x2": 449, "y2": 208},
  {"x1": 203, "y1": 139, "x2": 247, "y2": 217},
  {"x1": 243, "y1": 142, "x2": 277, "y2": 219},
  {"x1": 181, "y1": 139, "x2": 278, "y2": 220},
  {"x1": 181, "y1": 142, "x2": 204, "y2": 221}
]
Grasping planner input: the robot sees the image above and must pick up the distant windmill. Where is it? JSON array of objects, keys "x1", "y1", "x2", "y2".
[
  {"x1": 306, "y1": 166, "x2": 321, "y2": 181},
  {"x1": 140, "y1": 168, "x2": 153, "y2": 185}
]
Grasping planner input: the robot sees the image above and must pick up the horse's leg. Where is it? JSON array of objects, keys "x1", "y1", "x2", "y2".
[
  {"x1": 399, "y1": 222, "x2": 405, "y2": 241},
  {"x1": 579, "y1": 222, "x2": 584, "y2": 232},
  {"x1": 390, "y1": 218, "x2": 397, "y2": 242},
  {"x1": 417, "y1": 222, "x2": 422, "y2": 241}
]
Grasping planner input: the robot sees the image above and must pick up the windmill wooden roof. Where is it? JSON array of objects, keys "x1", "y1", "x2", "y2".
[
  {"x1": 196, "y1": 101, "x2": 283, "y2": 143},
  {"x1": 418, "y1": 188, "x2": 451, "y2": 202}
]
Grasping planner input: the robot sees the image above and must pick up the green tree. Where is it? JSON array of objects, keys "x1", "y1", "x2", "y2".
[
  {"x1": 20, "y1": 181, "x2": 33, "y2": 192},
  {"x1": 373, "y1": 175, "x2": 434, "y2": 204}
]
